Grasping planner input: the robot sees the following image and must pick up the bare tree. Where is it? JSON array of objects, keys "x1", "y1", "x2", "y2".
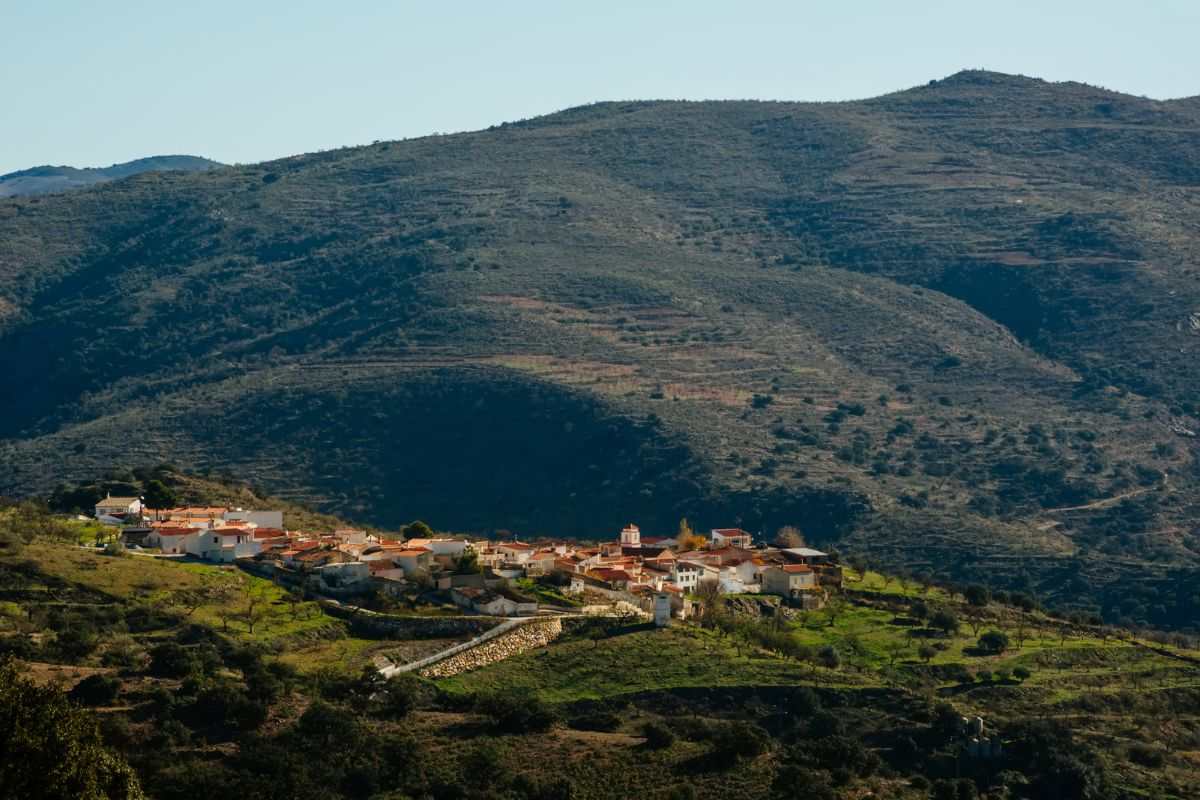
[
  {"x1": 695, "y1": 579, "x2": 724, "y2": 628},
  {"x1": 885, "y1": 639, "x2": 910, "y2": 667},
  {"x1": 242, "y1": 582, "x2": 269, "y2": 635},
  {"x1": 773, "y1": 525, "x2": 805, "y2": 549},
  {"x1": 823, "y1": 594, "x2": 846, "y2": 628}
]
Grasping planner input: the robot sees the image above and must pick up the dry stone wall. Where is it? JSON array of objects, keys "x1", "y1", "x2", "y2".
[{"x1": 420, "y1": 617, "x2": 563, "y2": 678}]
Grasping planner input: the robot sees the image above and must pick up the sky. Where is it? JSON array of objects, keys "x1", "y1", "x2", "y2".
[{"x1": 2, "y1": 0, "x2": 1198, "y2": 175}]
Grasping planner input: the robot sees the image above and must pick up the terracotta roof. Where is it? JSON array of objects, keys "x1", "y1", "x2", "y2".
[
  {"x1": 779, "y1": 564, "x2": 813, "y2": 574},
  {"x1": 394, "y1": 548, "x2": 432, "y2": 558},
  {"x1": 498, "y1": 541, "x2": 533, "y2": 550},
  {"x1": 712, "y1": 527, "x2": 752, "y2": 537}
]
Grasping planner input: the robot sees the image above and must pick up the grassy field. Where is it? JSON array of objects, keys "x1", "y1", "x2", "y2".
[
  {"x1": 20, "y1": 541, "x2": 333, "y2": 646},
  {"x1": 439, "y1": 623, "x2": 855, "y2": 703}
]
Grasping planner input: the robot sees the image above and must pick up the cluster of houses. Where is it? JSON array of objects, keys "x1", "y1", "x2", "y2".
[{"x1": 100, "y1": 494, "x2": 841, "y2": 617}]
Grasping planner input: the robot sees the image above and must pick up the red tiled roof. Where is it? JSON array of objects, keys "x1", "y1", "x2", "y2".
[
  {"x1": 712, "y1": 528, "x2": 752, "y2": 537},
  {"x1": 780, "y1": 564, "x2": 813, "y2": 574}
]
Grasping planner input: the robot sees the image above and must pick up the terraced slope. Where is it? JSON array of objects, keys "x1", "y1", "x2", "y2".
[{"x1": 1, "y1": 71, "x2": 1199, "y2": 626}]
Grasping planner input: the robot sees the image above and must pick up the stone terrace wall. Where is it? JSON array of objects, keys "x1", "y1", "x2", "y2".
[
  {"x1": 321, "y1": 602, "x2": 500, "y2": 639},
  {"x1": 420, "y1": 617, "x2": 563, "y2": 678}
]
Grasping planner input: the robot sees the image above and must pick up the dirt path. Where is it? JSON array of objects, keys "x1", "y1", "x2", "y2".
[{"x1": 1040, "y1": 486, "x2": 1153, "y2": 514}]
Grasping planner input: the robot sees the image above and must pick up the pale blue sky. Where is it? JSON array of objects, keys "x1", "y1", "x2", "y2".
[{"x1": 2, "y1": 0, "x2": 1197, "y2": 174}]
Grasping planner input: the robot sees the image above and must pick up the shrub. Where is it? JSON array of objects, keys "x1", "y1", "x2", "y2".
[
  {"x1": 379, "y1": 674, "x2": 419, "y2": 719},
  {"x1": 69, "y1": 674, "x2": 120, "y2": 706},
  {"x1": 477, "y1": 687, "x2": 557, "y2": 733},
  {"x1": 708, "y1": 721, "x2": 770, "y2": 762},
  {"x1": 977, "y1": 631, "x2": 1010, "y2": 654},
  {"x1": 1012, "y1": 665, "x2": 1032, "y2": 681},
  {"x1": 1126, "y1": 743, "x2": 1165, "y2": 767},
  {"x1": 930, "y1": 610, "x2": 960, "y2": 636},
  {"x1": 570, "y1": 711, "x2": 622, "y2": 732},
  {"x1": 641, "y1": 720, "x2": 676, "y2": 750},
  {"x1": 147, "y1": 642, "x2": 197, "y2": 678}
]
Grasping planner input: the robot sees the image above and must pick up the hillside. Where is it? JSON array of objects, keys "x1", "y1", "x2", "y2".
[
  {"x1": 0, "y1": 155, "x2": 221, "y2": 197},
  {"x1": 2, "y1": 503, "x2": 1197, "y2": 800},
  {"x1": 1, "y1": 71, "x2": 1199, "y2": 628}
]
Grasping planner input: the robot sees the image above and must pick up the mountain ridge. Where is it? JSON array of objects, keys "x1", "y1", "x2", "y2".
[
  {"x1": 1, "y1": 71, "x2": 1198, "y2": 628},
  {"x1": 0, "y1": 154, "x2": 221, "y2": 197}
]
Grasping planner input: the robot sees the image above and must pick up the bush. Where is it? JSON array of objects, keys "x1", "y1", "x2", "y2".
[
  {"x1": 1126, "y1": 743, "x2": 1165, "y2": 768},
  {"x1": 570, "y1": 710, "x2": 622, "y2": 732},
  {"x1": 641, "y1": 720, "x2": 676, "y2": 750},
  {"x1": 477, "y1": 687, "x2": 558, "y2": 733},
  {"x1": 708, "y1": 721, "x2": 770, "y2": 762},
  {"x1": 69, "y1": 674, "x2": 120, "y2": 706},
  {"x1": 977, "y1": 631, "x2": 1010, "y2": 654},
  {"x1": 147, "y1": 642, "x2": 197, "y2": 678},
  {"x1": 379, "y1": 674, "x2": 419, "y2": 719},
  {"x1": 1012, "y1": 665, "x2": 1032, "y2": 681},
  {"x1": 930, "y1": 609, "x2": 959, "y2": 636}
]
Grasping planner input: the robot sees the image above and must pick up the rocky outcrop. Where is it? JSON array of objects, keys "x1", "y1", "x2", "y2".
[{"x1": 420, "y1": 617, "x2": 563, "y2": 678}]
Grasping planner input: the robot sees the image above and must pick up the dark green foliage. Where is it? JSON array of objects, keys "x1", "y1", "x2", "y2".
[
  {"x1": 69, "y1": 674, "x2": 121, "y2": 706},
  {"x1": 930, "y1": 609, "x2": 959, "y2": 635},
  {"x1": 142, "y1": 479, "x2": 176, "y2": 509},
  {"x1": 640, "y1": 720, "x2": 676, "y2": 749},
  {"x1": 476, "y1": 686, "x2": 558, "y2": 733},
  {"x1": 148, "y1": 642, "x2": 201, "y2": 678},
  {"x1": 708, "y1": 720, "x2": 770, "y2": 762},
  {"x1": 569, "y1": 710, "x2": 622, "y2": 732},
  {"x1": 379, "y1": 674, "x2": 419, "y2": 719},
  {"x1": 964, "y1": 584, "x2": 990, "y2": 606},
  {"x1": 1126, "y1": 743, "x2": 1165, "y2": 768},
  {"x1": 977, "y1": 630, "x2": 1010, "y2": 654},
  {"x1": 0, "y1": 658, "x2": 145, "y2": 799}
]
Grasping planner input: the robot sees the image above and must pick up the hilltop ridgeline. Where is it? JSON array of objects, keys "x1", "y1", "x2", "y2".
[{"x1": 1, "y1": 71, "x2": 1199, "y2": 628}]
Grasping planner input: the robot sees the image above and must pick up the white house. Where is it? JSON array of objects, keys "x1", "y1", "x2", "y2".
[
  {"x1": 761, "y1": 564, "x2": 817, "y2": 597},
  {"x1": 94, "y1": 495, "x2": 142, "y2": 524},
  {"x1": 188, "y1": 528, "x2": 261, "y2": 562},
  {"x1": 711, "y1": 527, "x2": 753, "y2": 549},
  {"x1": 147, "y1": 526, "x2": 196, "y2": 555},
  {"x1": 393, "y1": 548, "x2": 434, "y2": 577},
  {"x1": 223, "y1": 509, "x2": 284, "y2": 529},
  {"x1": 670, "y1": 561, "x2": 704, "y2": 591},
  {"x1": 314, "y1": 561, "x2": 371, "y2": 590},
  {"x1": 496, "y1": 541, "x2": 534, "y2": 565}
]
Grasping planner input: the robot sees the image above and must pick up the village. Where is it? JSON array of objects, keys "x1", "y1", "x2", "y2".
[{"x1": 93, "y1": 493, "x2": 843, "y2": 621}]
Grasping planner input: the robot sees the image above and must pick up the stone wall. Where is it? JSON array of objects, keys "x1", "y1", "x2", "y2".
[
  {"x1": 420, "y1": 617, "x2": 563, "y2": 678},
  {"x1": 321, "y1": 602, "x2": 500, "y2": 639}
]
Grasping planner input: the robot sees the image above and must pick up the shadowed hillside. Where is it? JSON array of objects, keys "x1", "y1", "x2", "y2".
[{"x1": 2, "y1": 71, "x2": 1199, "y2": 627}]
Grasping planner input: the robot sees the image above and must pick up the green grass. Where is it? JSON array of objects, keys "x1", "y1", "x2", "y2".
[
  {"x1": 437, "y1": 624, "x2": 855, "y2": 703},
  {"x1": 514, "y1": 578, "x2": 583, "y2": 607},
  {"x1": 20, "y1": 540, "x2": 333, "y2": 646}
]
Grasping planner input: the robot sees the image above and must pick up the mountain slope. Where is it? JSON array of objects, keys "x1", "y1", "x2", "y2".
[
  {"x1": 1, "y1": 71, "x2": 1198, "y2": 628},
  {"x1": 0, "y1": 155, "x2": 221, "y2": 197}
]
